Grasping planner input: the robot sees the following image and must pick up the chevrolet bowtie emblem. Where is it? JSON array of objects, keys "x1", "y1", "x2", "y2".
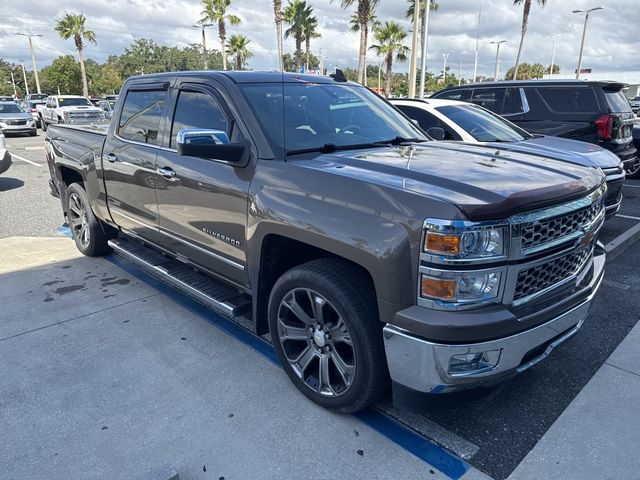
[{"x1": 577, "y1": 230, "x2": 594, "y2": 250}]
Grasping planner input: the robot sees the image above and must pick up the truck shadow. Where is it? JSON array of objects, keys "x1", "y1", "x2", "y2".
[{"x1": 0, "y1": 177, "x2": 24, "y2": 192}]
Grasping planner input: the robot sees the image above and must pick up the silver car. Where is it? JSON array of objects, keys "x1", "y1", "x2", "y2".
[
  {"x1": 21, "y1": 100, "x2": 46, "y2": 128},
  {"x1": 0, "y1": 101, "x2": 37, "y2": 136}
]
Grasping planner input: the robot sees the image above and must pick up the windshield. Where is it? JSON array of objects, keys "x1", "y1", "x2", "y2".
[
  {"x1": 0, "y1": 103, "x2": 24, "y2": 114},
  {"x1": 58, "y1": 97, "x2": 92, "y2": 107},
  {"x1": 436, "y1": 104, "x2": 530, "y2": 142},
  {"x1": 240, "y1": 82, "x2": 427, "y2": 154}
]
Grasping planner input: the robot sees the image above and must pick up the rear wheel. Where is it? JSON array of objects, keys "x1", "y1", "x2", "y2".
[
  {"x1": 40, "y1": 117, "x2": 47, "y2": 131},
  {"x1": 65, "y1": 183, "x2": 113, "y2": 256},
  {"x1": 268, "y1": 259, "x2": 389, "y2": 413},
  {"x1": 625, "y1": 157, "x2": 640, "y2": 179}
]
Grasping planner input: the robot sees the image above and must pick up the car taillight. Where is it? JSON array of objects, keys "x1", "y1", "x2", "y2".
[
  {"x1": 595, "y1": 114, "x2": 614, "y2": 141},
  {"x1": 31, "y1": 108, "x2": 37, "y2": 112}
]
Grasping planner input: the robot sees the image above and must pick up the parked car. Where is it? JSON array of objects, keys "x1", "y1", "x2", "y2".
[
  {"x1": 628, "y1": 96, "x2": 640, "y2": 115},
  {"x1": 96, "y1": 99, "x2": 116, "y2": 120},
  {"x1": 0, "y1": 96, "x2": 16, "y2": 102},
  {"x1": 20, "y1": 99, "x2": 46, "y2": 128},
  {"x1": 392, "y1": 98, "x2": 625, "y2": 217},
  {"x1": 36, "y1": 95, "x2": 105, "y2": 131},
  {"x1": 0, "y1": 101, "x2": 37, "y2": 136},
  {"x1": 26, "y1": 93, "x2": 48, "y2": 102},
  {"x1": 104, "y1": 94, "x2": 118, "y2": 101},
  {"x1": 0, "y1": 134, "x2": 11, "y2": 175},
  {"x1": 46, "y1": 71, "x2": 606, "y2": 413},
  {"x1": 432, "y1": 80, "x2": 638, "y2": 178}
]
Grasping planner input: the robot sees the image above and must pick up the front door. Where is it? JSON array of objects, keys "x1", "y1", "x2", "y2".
[{"x1": 154, "y1": 82, "x2": 252, "y2": 287}]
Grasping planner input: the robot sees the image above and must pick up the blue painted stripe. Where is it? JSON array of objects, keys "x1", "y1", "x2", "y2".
[
  {"x1": 104, "y1": 249, "x2": 470, "y2": 479},
  {"x1": 57, "y1": 226, "x2": 72, "y2": 238}
]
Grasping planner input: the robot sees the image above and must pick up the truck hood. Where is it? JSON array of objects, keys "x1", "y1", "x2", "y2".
[
  {"x1": 58, "y1": 105, "x2": 101, "y2": 113},
  {"x1": 479, "y1": 135, "x2": 621, "y2": 169},
  {"x1": 304, "y1": 142, "x2": 604, "y2": 220}
]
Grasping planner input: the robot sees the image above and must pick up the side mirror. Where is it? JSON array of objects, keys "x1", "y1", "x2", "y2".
[
  {"x1": 427, "y1": 127, "x2": 446, "y2": 141},
  {"x1": 176, "y1": 128, "x2": 248, "y2": 164}
]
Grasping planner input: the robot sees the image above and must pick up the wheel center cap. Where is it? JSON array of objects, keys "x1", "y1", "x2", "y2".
[{"x1": 313, "y1": 329, "x2": 326, "y2": 348}]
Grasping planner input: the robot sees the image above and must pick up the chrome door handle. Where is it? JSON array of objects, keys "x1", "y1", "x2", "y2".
[
  {"x1": 156, "y1": 167, "x2": 176, "y2": 178},
  {"x1": 105, "y1": 153, "x2": 118, "y2": 163}
]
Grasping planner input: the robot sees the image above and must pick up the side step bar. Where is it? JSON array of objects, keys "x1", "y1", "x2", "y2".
[{"x1": 108, "y1": 237, "x2": 251, "y2": 318}]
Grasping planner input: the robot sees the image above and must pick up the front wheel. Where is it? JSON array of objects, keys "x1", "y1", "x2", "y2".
[
  {"x1": 625, "y1": 156, "x2": 640, "y2": 179},
  {"x1": 268, "y1": 259, "x2": 389, "y2": 413},
  {"x1": 40, "y1": 118, "x2": 47, "y2": 131},
  {"x1": 65, "y1": 183, "x2": 112, "y2": 256}
]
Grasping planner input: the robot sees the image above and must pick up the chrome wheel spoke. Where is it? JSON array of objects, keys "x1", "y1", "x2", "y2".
[
  {"x1": 308, "y1": 291, "x2": 325, "y2": 324},
  {"x1": 318, "y1": 354, "x2": 333, "y2": 394},
  {"x1": 294, "y1": 345, "x2": 316, "y2": 371},
  {"x1": 283, "y1": 295, "x2": 314, "y2": 325},
  {"x1": 329, "y1": 318, "x2": 352, "y2": 346},
  {"x1": 330, "y1": 350, "x2": 354, "y2": 388},
  {"x1": 278, "y1": 318, "x2": 309, "y2": 342}
]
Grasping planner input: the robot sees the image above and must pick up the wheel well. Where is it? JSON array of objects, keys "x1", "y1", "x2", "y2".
[
  {"x1": 59, "y1": 166, "x2": 83, "y2": 188},
  {"x1": 254, "y1": 234, "x2": 377, "y2": 335}
]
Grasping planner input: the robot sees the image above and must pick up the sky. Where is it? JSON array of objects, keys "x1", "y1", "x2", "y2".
[{"x1": 1, "y1": 0, "x2": 640, "y2": 83}]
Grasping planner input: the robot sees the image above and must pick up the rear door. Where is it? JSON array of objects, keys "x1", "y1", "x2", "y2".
[
  {"x1": 102, "y1": 82, "x2": 171, "y2": 236},
  {"x1": 153, "y1": 80, "x2": 253, "y2": 286}
]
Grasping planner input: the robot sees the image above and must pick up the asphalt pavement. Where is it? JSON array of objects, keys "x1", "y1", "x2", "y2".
[{"x1": 2, "y1": 132, "x2": 640, "y2": 480}]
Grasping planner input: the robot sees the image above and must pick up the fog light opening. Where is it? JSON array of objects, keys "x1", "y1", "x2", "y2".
[{"x1": 449, "y1": 349, "x2": 501, "y2": 376}]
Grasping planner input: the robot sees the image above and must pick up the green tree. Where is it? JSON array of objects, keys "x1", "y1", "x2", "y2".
[
  {"x1": 512, "y1": 0, "x2": 547, "y2": 81},
  {"x1": 40, "y1": 55, "x2": 82, "y2": 94},
  {"x1": 334, "y1": 0, "x2": 378, "y2": 84},
  {"x1": 93, "y1": 63, "x2": 123, "y2": 94},
  {"x1": 303, "y1": 12, "x2": 321, "y2": 71},
  {"x1": 370, "y1": 21, "x2": 409, "y2": 98},
  {"x1": 283, "y1": 0, "x2": 312, "y2": 71},
  {"x1": 405, "y1": 0, "x2": 439, "y2": 50},
  {"x1": 504, "y1": 62, "x2": 546, "y2": 80},
  {"x1": 227, "y1": 34, "x2": 253, "y2": 70},
  {"x1": 199, "y1": 0, "x2": 241, "y2": 71},
  {"x1": 55, "y1": 12, "x2": 96, "y2": 97}
]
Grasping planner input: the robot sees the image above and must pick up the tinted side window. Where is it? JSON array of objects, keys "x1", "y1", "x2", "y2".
[
  {"x1": 503, "y1": 88, "x2": 525, "y2": 115},
  {"x1": 434, "y1": 89, "x2": 471, "y2": 101},
  {"x1": 397, "y1": 105, "x2": 461, "y2": 140},
  {"x1": 118, "y1": 90, "x2": 166, "y2": 145},
  {"x1": 170, "y1": 90, "x2": 229, "y2": 147},
  {"x1": 536, "y1": 87, "x2": 598, "y2": 113},
  {"x1": 470, "y1": 88, "x2": 505, "y2": 113},
  {"x1": 604, "y1": 90, "x2": 632, "y2": 113}
]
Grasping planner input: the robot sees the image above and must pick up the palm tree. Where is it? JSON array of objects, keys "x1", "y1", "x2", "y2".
[
  {"x1": 405, "y1": 0, "x2": 439, "y2": 50},
  {"x1": 273, "y1": 0, "x2": 284, "y2": 70},
  {"x1": 54, "y1": 13, "x2": 96, "y2": 97},
  {"x1": 512, "y1": 0, "x2": 547, "y2": 80},
  {"x1": 227, "y1": 34, "x2": 253, "y2": 70},
  {"x1": 370, "y1": 21, "x2": 409, "y2": 98},
  {"x1": 200, "y1": 0, "x2": 241, "y2": 71},
  {"x1": 283, "y1": 0, "x2": 312, "y2": 72},
  {"x1": 303, "y1": 14, "x2": 321, "y2": 71},
  {"x1": 334, "y1": 0, "x2": 378, "y2": 84}
]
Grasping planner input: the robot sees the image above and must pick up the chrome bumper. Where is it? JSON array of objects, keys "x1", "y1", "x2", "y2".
[{"x1": 383, "y1": 247, "x2": 605, "y2": 394}]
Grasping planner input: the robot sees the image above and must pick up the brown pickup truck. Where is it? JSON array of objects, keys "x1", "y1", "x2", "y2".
[{"x1": 45, "y1": 71, "x2": 606, "y2": 412}]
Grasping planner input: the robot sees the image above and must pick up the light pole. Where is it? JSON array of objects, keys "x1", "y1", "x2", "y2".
[
  {"x1": 418, "y1": 0, "x2": 431, "y2": 99},
  {"x1": 19, "y1": 62, "x2": 30, "y2": 97},
  {"x1": 408, "y1": 0, "x2": 421, "y2": 98},
  {"x1": 573, "y1": 7, "x2": 603, "y2": 79},
  {"x1": 490, "y1": 40, "x2": 507, "y2": 80},
  {"x1": 549, "y1": 37, "x2": 557, "y2": 77},
  {"x1": 194, "y1": 24, "x2": 214, "y2": 70},
  {"x1": 9, "y1": 69, "x2": 17, "y2": 97},
  {"x1": 15, "y1": 32, "x2": 42, "y2": 94},
  {"x1": 442, "y1": 53, "x2": 450, "y2": 85},
  {"x1": 472, "y1": 7, "x2": 481, "y2": 83}
]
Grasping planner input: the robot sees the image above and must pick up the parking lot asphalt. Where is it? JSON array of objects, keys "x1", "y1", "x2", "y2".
[{"x1": 2, "y1": 133, "x2": 640, "y2": 480}]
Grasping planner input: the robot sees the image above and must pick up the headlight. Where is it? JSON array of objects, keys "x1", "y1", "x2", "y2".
[
  {"x1": 423, "y1": 221, "x2": 506, "y2": 260},
  {"x1": 421, "y1": 270, "x2": 502, "y2": 304}
]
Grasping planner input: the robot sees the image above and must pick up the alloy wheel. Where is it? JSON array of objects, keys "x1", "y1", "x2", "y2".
[{"x1": 67, "y1": 192, "x2": 90, "y2": 247}]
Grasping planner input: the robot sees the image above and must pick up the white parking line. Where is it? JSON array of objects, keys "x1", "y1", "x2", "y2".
[
  {"x1": 623, "y1": 183, "x2": 640, "y2": 189},
  {"x1": 617, "y1": 214, "x2": 640, "y2": 221},
  {"x1": 10, "y1": 153, "x2": 41, "y2": 167}
]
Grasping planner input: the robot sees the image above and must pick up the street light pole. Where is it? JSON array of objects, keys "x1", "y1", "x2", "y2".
[
  {"x1": 20, "y1": 63, "x2": 30, "y2": 97},
  {"x1": 194, "y1": 24, "x2": 213, "y2": 70},
  {"x1": 442, "y1": 53, "x2": 450, "y2": 85},
  {"x1": 9, "y1": 70, "x2": 17, "y2": 97},
  {"x1": 549, "y1": 37, "x2": 557, "y2": 77},
  {"x1": 15, "y1": 32, "x2": 42, "y2": 94},
  {"x1": 472, "y1": 7, "x2": 481, "y2": 83},
  {"x1": 490, "y1": 40, "x2": 507, "y2": 80},
  {"x1": 573, "y1": 7, "x2": 603, "y2": 79},
  {"x1": 418, "y1": 0, "x2": 431, "y2": 99},
  {"x1": 408, "y1": 0, "x2": 421, "y2": 98}
]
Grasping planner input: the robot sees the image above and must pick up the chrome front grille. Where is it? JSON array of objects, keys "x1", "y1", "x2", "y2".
[
  {"x1": 520, "y1": 200, "x2": 602, "y2": 251},
  {"x1": 513, "y1": 248, "x2": 592, "y2": 302}
]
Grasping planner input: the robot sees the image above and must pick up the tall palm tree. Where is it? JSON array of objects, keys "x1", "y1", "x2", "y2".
[
  {"x1": 273, "y1": 0, "x2": 284, "y2": 70},
  {"x1": 405, "y1": 0, "x2": 439, "y2": 50},
  {"x1": 227, "y1": 34, "x2": 253, "y2": 70},
  {"x1": 334, "y1": 0, "x2": 378, "y2": 84},
  {"x1": 370, "y1": 21, "x2": 409, "y2": 98},
  {"x1": 283, "y1": 0, "x2": 312, "y2": 72},
  {"x1": 512, "y1": 0, "x2": 547, "y2": 80},
  {"x1": 200, "y1": 0, "x2": 241, "y2": 71},
  {"x1": 303, "y1": 14, "x2": 321, "y2": 71},
  {"x1": 54, "y1": 13, "x2": 96, "y2": 97}
]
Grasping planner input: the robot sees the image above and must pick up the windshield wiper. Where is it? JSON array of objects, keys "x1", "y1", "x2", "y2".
[
  {"x1": 286, "y1": 142, "x2": 389, "y2": 156},
  {"x1": 374, "y1": 136, "x2": 427, "y2": 146}
]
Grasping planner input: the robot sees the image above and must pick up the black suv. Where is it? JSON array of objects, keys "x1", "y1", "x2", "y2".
[{"x1": 432, "y1": 80, "x2": 639, "y2": 178}]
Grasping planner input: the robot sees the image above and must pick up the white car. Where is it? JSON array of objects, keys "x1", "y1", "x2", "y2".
[
  {"x1": 391, "y1": 97, "x2": 625, "y2": 217},
  {"x1": 37, "y1": 95, "x2": 105, "y2": 131}
]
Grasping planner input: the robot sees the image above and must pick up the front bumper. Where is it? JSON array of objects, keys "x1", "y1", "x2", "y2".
[
  {"x1": 0, "y1": 124, "x2": 36, "y2": 134},
  {"x1": 383, "y1": 244, "x2": 605, "y2": 394}
]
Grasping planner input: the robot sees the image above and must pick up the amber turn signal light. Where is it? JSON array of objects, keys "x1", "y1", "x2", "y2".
[
  {"x1": 421, "y1": 275, "x2": 457, "y2": 300},
  {"x1": 425, "y1": 232, "x2": 460, "y2": 254}
]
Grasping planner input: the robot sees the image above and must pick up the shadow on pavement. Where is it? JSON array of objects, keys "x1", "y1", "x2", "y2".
[{"x1": 0, "y1": 177, "x2": 25, "y2": 192}]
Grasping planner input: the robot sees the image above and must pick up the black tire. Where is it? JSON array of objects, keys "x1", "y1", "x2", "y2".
[
  {"x1": 29, "y1": 129, "x2": 37, "y2": 137},
  {"x1": 268, "y1": 259, "x2": 389, "y2": 413},
  {"x1": 65, "y1": 183, "x2": 113, "y2": 256},
  {"x1": 41, "y1": 118, "x2": 47, "y2": 131}
]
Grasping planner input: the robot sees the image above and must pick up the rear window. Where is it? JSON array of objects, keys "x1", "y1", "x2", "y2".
[
  {"x1": 536, "y1": 87, "x2": 599, "y2": 113},
  {"x1": 118, "y1": 90, "x2": 166, "y2": 145},
  {"x1": 604, "y1": 90, "x2": 632, "y2": 113},
  {"x1": 470, "y1": 88, "x2": 505, "y2": 113},
  {"x1": 433, "y1": 89, "x2": 471, "y2": 102}
]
